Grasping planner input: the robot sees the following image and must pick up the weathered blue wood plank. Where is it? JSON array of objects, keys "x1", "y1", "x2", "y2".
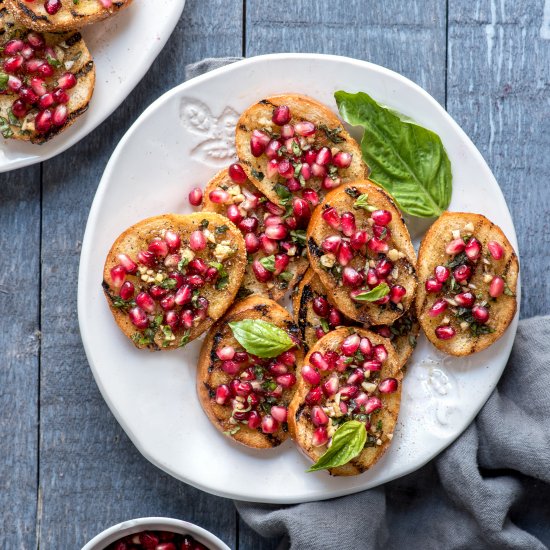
[
  {"x1": 37, "y1": 1, "x2": 243, "y2": 548},
  {"x1": 0, "y1": 166, "x2": 40, "y2": 548},
  {"x1": 447, "y1": 0, "x2": 550, "y2": 319}
]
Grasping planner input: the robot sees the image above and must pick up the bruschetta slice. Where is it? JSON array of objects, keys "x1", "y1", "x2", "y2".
[
  {"x1": 102, "y1": 213, "x2": 246, "y2": 351},
  {"x1": 197, "y1": 296, "x2": 303, "y2": 449},
  {"x1": 416, "y1": 212, "x2": 519, "y2": 356},
  {"x1": 288, "y1": 327, "x2": 402, "y2": 475},
  {"x1": 4, "y1": 0, "x2": 132, "y2": 32},
  {"x1": 201, "y1": 165, "x2": 309, "y2": 301},
  {"x1": 0, "y1": 3, "x2": 95, "y2": 143},
  {"x1": 235, "y1": 94, "x2": 367, "y2": 208},
  {"x1": 306, "y1": 181, "x2": 417, "y2": 325}
]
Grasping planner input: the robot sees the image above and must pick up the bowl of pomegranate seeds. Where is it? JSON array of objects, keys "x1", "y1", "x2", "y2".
[{"x1": 82, "y1": 517, "x2": 230, "y2": 550}]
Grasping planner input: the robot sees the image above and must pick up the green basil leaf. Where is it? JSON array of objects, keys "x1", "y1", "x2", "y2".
[
  {"x1": 259, "y1": 255, "x2": 276, "y2": 272},
  {"x1": 290, "y1": 229, "x2": 306, "y2": 244},
  {"x1": 307, "y1": 420, "x2": 367, "y2": 472},
  {"x1": 353, "y1": 193, "x2": 376, "y2": 212},
  {"x1": 228, "y1": 319, "x2": 294, "y2": 358},
  {"x1": 0, "y1": 72, "x2": 8, "y2": 91},
  {"x1": 352, "y1": 283, "x2": 390, "y2": 302},
  {"x1": 335, "y1": 90, "x2": 452, "y2": 218}
]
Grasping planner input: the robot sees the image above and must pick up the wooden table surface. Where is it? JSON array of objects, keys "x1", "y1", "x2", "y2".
[{"x1": 1, "y1": 1, "x2": 549, "y2": 548}]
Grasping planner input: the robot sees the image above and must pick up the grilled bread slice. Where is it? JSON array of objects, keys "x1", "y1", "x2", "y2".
[
  {"x1": 235, "y1": 94, "x2": 368, "y2": 207},
  {"x1": 307, "y1": 180, "x2": 417, "y2": 326},
  {"x1": 103, "y1": 213, "x2": 246, "y2": 351},
  {"x1": 0, "y1": 4, "x2": 95, "y2": 143},
  {"x1": 197, "y1": 296, "x2": 303, "y2": 449},
  {"x1": 416, "y1": 212, "x2": 519, "y2": 356},
  {"x1": 294, "y1": 268, "x2": 419, "y2": 366},
  {"x1": 4, "y1": 0, "x2": 132, "y2": 32},
  {"x1": 201, "y1": 167, "x2": 309, "y2": 301},
  {"x1": 288, "y1": 327, "x2": 402, "y2": 476}
]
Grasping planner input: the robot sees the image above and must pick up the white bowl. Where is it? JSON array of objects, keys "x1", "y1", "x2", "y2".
[{"x1": 81, "y1": 517, "x2": 231, "y2": 550}]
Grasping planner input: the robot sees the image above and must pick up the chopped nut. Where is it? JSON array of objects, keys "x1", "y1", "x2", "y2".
[
  {"x1": 155, "y1": 273, "x2": 164, "y2": 283},
  {"x1": 483, "y1": 258, "x2": 491, "y2": 265},
  {"x1": 138, "y1": 266, "x2": 147, "y2": 275},
  {"x1": 460, "y1": 322, "x2": 469, "y2": 331},
  {"x1": 376, "y1": 438, "x2": 382, "y2": 446},
  {"x1": 387, "y1": 433, "x2": 394, "y2": 440},
  {"x1": 227, "y1": 185, "x2": 241, "y2": 196},
  {"x1": 146, "y1": 269, "x2": 154, "y2": 275},
  {"x1": 468, "y1": 283, "x2": 477, "y2": 289},
  {"x1": 233, "y1": 194, "x2": 245, "y2": 204},
  {"x1": 483, "y1": 273, "x2": 494, "y2": 283},
  {"x1": 181, "y1": 248, "x2": 195, "y2": 263},
  {"x1": 320, "y1": 254, "x2": 336, "y2": 268},
  {"x1": 464, "y1": 222, "x2": 475, "y2": 233},
  {"x1": 442, "y1": 316, "x2": 450, "y2": 324},
  {"x1": 213, "y1": 243, "x2": 234, "y2": 262},
  {"x1": 391, "y1": 267, "x2": 399, "y2": 279},
  {"x1": 362, "y1": 382, "x2": 377, "y2": 393},
  {"x1": 203, "y1": 229, "x2": 216, "y2": 244},
  {"x1": 397, "y1": 303, "x2": 404, "y2": 310},
  {"x1": 388, "y1": 249, "x2": 400, "y2": 262},
  {"x1": 140, "y1": 275, "x2": 148, "y2": 282},
  {"x1": 452, "y1": 229, "x2": 461, "y2": 239}
]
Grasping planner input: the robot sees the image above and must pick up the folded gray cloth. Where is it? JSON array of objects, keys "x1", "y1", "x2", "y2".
[{"x1": 186, "y1": 58, "x2": 550, "y2": 550}]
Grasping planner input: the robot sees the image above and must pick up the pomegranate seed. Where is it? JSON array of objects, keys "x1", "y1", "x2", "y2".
[
  {"x1": 312, "y1": 296, "x2": 330, "y2": 317},
  {"x1": 35, "y1": 109, "x2": 52, "y2": 133},
  {"x1": 174, "y1": 285, "x2": 192, "y2": 305},
  {"x1": 137, "y1": 250, "x2": 156, "y2": 266},
  {"x1": 26, "y1": 32, "x2": 45, "y2": 49},
  {"x1": 310, "y1": 352, "x2": 329, "y2": 371},
  {"x1": 333, "y1": 151, "x2": 352, "y2": 168},
  {"x1": 228, "y1": 162, "x2": 247, "y2": 183},
  {"x1": 265, "y1": 139, "x2": 282, "y2": 159},
  {"x1": 117, "y1": 253, "x2": 137, "y2": 274},
  {"x1": 429, "y1": 299, "x2": 448, "y2": 317},
  {"x1": 148, "y1": 238, "x2": 169, "y2": 258},
  {"x1": 11, "y1": 99, "x2": 27, "y2": 118},
  {"x1": 209, "y1": 188, "x2": 230, "y2": 204},
  {"x1": 292, "y1": 197, "x2": 311, "y2": 220},
  {"x1": 150, "y1": 285, "x2": 168, "y2": 300},
  {"x1": 367, "y1": 237, "x2": 389, "y2": 254},
  {"x1": 434, "y1": 265, "x2": 450, "y2": 282},
  {"x1": 435, "y1": 325, "x2": 456, "y2": 340},
  {"x1": 350, "y1": 230, "x2": 369, "y2": 250},
  {"x1": 455, "y1": 292, "x2": 475, "y2": 307},
  {"x1": 322, "y1": 175, "x2": 341, "y2": 190},
  {"x1": 454, "y1": 264, "x2": 472, "y2": 283},
  {"x1": 337, "y1": 241, "x2": 354, "y2": 266},
  {"x1": 375, "y1": 258, "x2": 393, "y2": 279},
  {"x1": 272, "y1": 105, "x2": 291, "y2": 125},
  {"x1": 215, "y1": 385, "x2": 231, "y2": 405},
  {"x1": 347, "y1": 368, "x2": 365, "y2": 386},
  {"x1": 241, "y1": 233, "x2": 259, "y2": 254},
  {"x1": 312, "y1": 426, "x2": 329, "y2": 446},
  {"x1": 366, "y1": 268, "x2": 379, "y2": 287},
  {"x1": 110, "y1": 265, "x2": 126, "y2": 287},
  {"x1": 489, "y1": 276, "x2": 505, "y2": 298},
  {"x1": 164, "y1": 310, "x2": 179, "y2": 330},
  {"x1": 390, "y1": 285, "x2": 406, "y2": 303},
  {"x1": 281, "y1": 124, "x2": 295, "y2": 139},
  {"x1": 341, "y1": 334, "x2": 360, "y2": 356},
  {"x1": 53, "y1": 89, "x2": 69, "y2": 106},
  {"x1": 273, "y1": 253, "x2": 289, "y2": 276},
  {"x1": 276, "y1": 373, "x2": 296, "y2": 388},
  {"x1": 315, "y1": 147, "x2": 332, "y2": 166},
  {"x1": 135, "y1": 292, "x2": 155, "y2": 313},
  {"x1": 315, "y1": 326, "x2": 327, "y2": 339},
  {"x1": 250, "y1": 129, "x2": 270, "y2": 156},
  {"x1": 189, "y1": 230, "x2": 206, "y2": 251},
  {"x1": 373, "y1": 344, "x2": 388, "y2": 364},
  {"x1": 4, "y1": 54, "x2": 23, "y2": 73},
  {"x1": 186, "y1": 274, "x2": 205, "y2": 288},
  {"x1": 241, "y1": 367, "x2": 257, "y2": 380},
  {"x1": 372, "y1": 224, "x2": 391, "y2": 240},
  {"x1": 8, "y1": 75, "x2": 22, "y2": 92},
  {"x1": 269, "y1": 362, "x2": 288, "y2": 376},
  {"x1": 355, "y1": 392, "x2": 369, "y2": 406},
  {"x1": 23, "y1": 59, "x2": 44, "y2": 74},
  {"x1": 378, "y1": 378, "x2": 398, "y2": 394},
  {"x1": 363, "y1": 360, "x2": 382, "y2": 372},
  {"x1": 339, "y1": 385, "x2": 358, "y2": 401},
  {"x1": 4, "y1": 39, "x2": 24, "y2": 56},
  {"x1": 293, "y1": 120, "x2": 315, "y2": 136},
  {"x1": 359, "y1": 337, "x2": 372, "y2": 356},
  {"x1": 342, "y1": 267, "x2": 363, "y2": 287},
  {"x1": 371, "y1": 210, "x2": 392, "y2": 226},
  {"x1": 265, "y1": 215, "x2": 284, "y2": 227},
  {"x1": 340, "y1": 212, "x2": 356, "y2": 237},
  {"x1": 128, "y1": 307, "x2": 149, "y2": 329},
  {"x1": 246, "y1": 411, "x2": 261, "y2": 430},
  {"x1": 188, "y1": 187, "x2": 203, "y2": 206},
  {"x1": 180, "y1": 309, "x2": 194, "y2": 329},
  {"x1": 311, "y1": 162, "x2": 326, "y2": 178},
  {"x1": 305, "y1": 386, "x2": 323, "y2": 404},
  {"x1": 160, "y1": 294, "x2": 176, "y2": 311},
  {"x1": 265, "y1": 224, "x2": 288, "y2": 240},
  {"x1": 57, "y1": 72, "x2": 77, "y2": 90},
  {"x1": 364, "y1": 396, "x2": 383, "y2": 414},
  {"x1": 164, "y1": 230, "x2": 181, "y2": 251},
  {"x1": 52, "y1": 104, "x2": 68, "y2": 127},
  {"x1": 252, "y1": 260, "x2": 273, "y2": 283},
  {"x1": 301, "y1": 365, "x2": 321, "y2": 385},
  {"x1": 271, "y1": 406, "x2": 288, "y2": 423},
  {"x1": 38, "y1": 63, "x2": 54, "y2": 78},
  {"x1": 321, "y1": 235, "x2": 342, "y2": 254},
  {"x1": 374, "y1": 294, "x2": 390, "y2": 305},
  {"x1": 233, "y1": 352, "x2": 249, "y2": 363},
  {"x1": 266, "y1": 159, "x2": 279, "y2": 179},
  {"x1": 277, "y1": 159, "x2": 294, "y2": 179},
  {"x1": 465, "y1": 238, "x2": 482, "y2": 261},
  {"x1": 38, "y1": 93, "x2": 54, "y2": 110},
  {"x1": 261, "y1": 415, "x2": 279, "y2": 434},
  {"x1": 311, "y1": 406, "x2": 329, "y2": 426},
  {"x1": 488, "y1": 241, "x2": 504, "y2": 260},
  {"x1": 375, "y1": 326, "x2": 392, "y2": 338},
  {"x1": 45, "y1": 0, "x2": 62, "y2": 14},
  {"x1": 221, "y1": 360, "x2": 240, "y2": 376},
  {"x1": 425, "y1": 277, "x2": 443, "y2": 293},
  {"x1": 322, "y1": 375, "x2": 339, "y2": 397},
  {"x1": 301, "y1": 188, "x2": 319, "y2": 207},
  {"x1": 300, "y1": 163, "x2": 312, "y2": 181},
  {"x1": 119, "y1": 281, "x2": 134, "y2": 300},
  {"x1": 446, "y1": 238, "x2": 465, "y2": 255},
  {"x1": 320, "y1": 207, "x2": 340, "y2": 230},
  {"x1": 328, "y1": 308, "x2": 343, "y2": 327},
  {"x1": 260, "y1": 234, "x2": 278, "y2": 254},
  {"x1": 278, "y1": 350, "x2": 295, "y2": 367},
  {"x1": 223, "y1": 204, "x2": 242, "y2": 225},
  {"x1": 30, "y1": 77, "x2": 47, "y2": 96},
  {"x1": 472, "y1": 305, "x2": 490, "y2": 323},
  {"x1": 19, "y1": 86, "x2": 38, "y2": 105},
  {"x1": 235, "y1": 381, "x2": 253, "y2": 397},
  {"x1": 239, "y1": 216, "x2": 259, "y2": 233}
]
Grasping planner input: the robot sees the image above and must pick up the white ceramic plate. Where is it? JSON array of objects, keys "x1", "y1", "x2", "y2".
[
  {"x1": 0, "y1": 0, "x2": 185, "y2": 173},
  {"x1": 78, "y1": 54, "x2": 520, "y2": 504}
]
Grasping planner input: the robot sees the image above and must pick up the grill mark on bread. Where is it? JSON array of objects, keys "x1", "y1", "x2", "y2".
[
  {"x1": 308, "y1": 237, "x2": 323, "y2": 258},
  {"x1": 297, "y1": 283, "x2": 313, "y2": 348},
  {"x1": 15, "y1": 1, "x2": 48, "y2": 22},
  {"x1": 65, "y1": 31, "x2": 83, "y2": 47}
]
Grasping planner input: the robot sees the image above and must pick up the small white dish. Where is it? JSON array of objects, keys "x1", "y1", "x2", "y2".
[
  {"x1": 81, "y1": 517, "x2": 230, "y2": 550},
  {"x1": 0, "y1": 0, "x2": 185, "y2": 173},
  {"x1": 78, "y1": 54, "x2": 520, "y2": 504}
]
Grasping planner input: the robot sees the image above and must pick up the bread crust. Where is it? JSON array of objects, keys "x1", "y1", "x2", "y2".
[
  {"x1": 307, "y1": 180, "x2": 417, "y2": 325},
  {"x1": 197, "y1": 296, "x2": 304, "y2": 449},
  {"x1": 201, "y1": 168, "x2": 309, "y2": 301},
  {"x1": 0, "y1": 4, "x2": 95, "y2": 143},
  {"x1": 288, "y1": 327, "x2": 402, "y2": 476},
  {"x1": 4, "y1": 0, "x2": 132, "y2": 32},
  {"x1": 235, "y1": 93, "x2": 368, "y2": 206},
  {"x1": 102, "y1": 213, "x2": 246, "y2": 350},
  {"x1": 416, "y1": 211, "x2": 519, "y2": 356}
]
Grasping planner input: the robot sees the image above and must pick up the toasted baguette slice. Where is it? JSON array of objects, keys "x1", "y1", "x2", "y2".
[
  {"x1": 307, "y1": 181, "x2": 417, "y2": 325},
  {"x1": 4, "y1": 0, "x2": 132, "y2": 32},
  {"x1": 197, "y1": 296, "x2": 304, "y2": 449},
  {"x1": 201, "y1": 167, "x2": 309, "y2": 301},
  {"x1": 293, "y1": 268, "x2": 419, "y2": 367},
  {"x1": 103, "y1": 213, "x2": 246, "y2": 351},
  {"x1": 0, "y1": 5, "x2": 95, "y2": 143},
  {"x1": 235, "y1": 94, "x2": 368, "y2": 207},
  {"x1": 416, "y1": 212, "x2": 519, "y2": 356},
  {"x1": 288, "y1": 327, "x2": 402, "y2": 476}
]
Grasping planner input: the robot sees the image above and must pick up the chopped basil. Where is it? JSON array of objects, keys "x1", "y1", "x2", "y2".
[
  {"x1": 178, "y1": 257, "x2": 189, "y2": 272},
  {"x1": 178, "y1": 330, "x2": 191, "y2": 348},
  {"x1": 159, "y1": 278, "x2": 177, "y2": 289},
  {"x1": 446, "y1": 252, "x2": 468, "y2": 269},
  {"x1": 290, "y1": 229, "x2": 306, "y2": 245},
  {"x1": 251, "y1": 168, "x2": 265, "y2": 181},
  {"x1": 46, "y1": 55, "x2": 62, "y2": 68},
  {"x1": 0, "y1": 72, "x2": 8, "y2": 91},
  {"x1": 199, "y1": 219, "x2": 209, "y2": 229},
  {"x1": 279, "y1": 271, "x2": 293, "y2": 282},
  {"x1": 320, "y1": 318, "x2": 330, "y2": 333},
  {"x1": 215, "y1": 224, "x2": 228, "y2": 235},
  {"x1": 223, "y1": 426, "x2": 241, "y2": 436},
  {"x1": 274, "y1": 183, "x2": 292, "y2": 206},
  {"x1": 319, "y1": 124, "x2": 345, "y2": 143},
  {"x1": 353, "y1": 193, "x2": 376, "y2": 212},
  {"x1": 259, "y1": 255, "x2": 276, "y2": 272}
]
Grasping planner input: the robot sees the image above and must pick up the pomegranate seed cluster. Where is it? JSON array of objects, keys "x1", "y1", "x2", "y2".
[
  {"x1": 301, "y1": 333, "x2": 397, "y2": 448},
  {"x1": 107, "y1": 223, "x2": 236, "y2": 348},
  {"x1": 105, "y1": 529, "x2": 209, "y2": 550},
  {"x1": 0, "y1": 31, "x2": 78, "y2": 135},
  {"x1": 425, "y1": 222, "x2": 510, "y2": 340},
  {"x1": 310, "y1": 292, "x2": 349, "y2": 340},
  {"x1": 22, "y1": 0, "x2": 113, "y2": 16},
  {"x1": 213, "y1": 344, "x2": 298, "y2": 435},
  {"x1": 249, "y1": 103, "x2": 353, "y2": 201},
  {"x1": 318, "y1": 191, "x2": 408, "y2": 309}
]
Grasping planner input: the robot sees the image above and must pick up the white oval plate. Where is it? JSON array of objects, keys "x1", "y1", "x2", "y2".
[
  {"x1": 78, "y1": 54, "x2": 520, "y2": 504},
  {"x1": 0, "y1": 0, "x2": 185, "y2": 173}
]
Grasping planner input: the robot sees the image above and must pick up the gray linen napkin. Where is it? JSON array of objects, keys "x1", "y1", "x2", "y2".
[{"x1": 185, "y1": 58, "x2": 550, "y2": 550}]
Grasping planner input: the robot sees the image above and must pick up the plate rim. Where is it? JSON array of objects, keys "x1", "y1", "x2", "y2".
[{"x1": 78, "y1": 53, "x2": 520, "y2": 503}]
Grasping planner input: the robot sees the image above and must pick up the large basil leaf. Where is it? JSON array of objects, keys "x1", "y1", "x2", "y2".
[
  {"x1": 228, "y1": 319, "x2": 294, "y2": 358},
  {"x1": 307, "y1": 420, "x2": 367, "y2": 472},
  {"x1": 352, "y1": 283, "x2": 390, "y2": 302},
  {"x1": 335, "y1": 90, "x2": 452, "y2": 218}
]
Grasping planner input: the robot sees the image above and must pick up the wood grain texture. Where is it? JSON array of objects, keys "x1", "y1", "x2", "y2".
[
  {"x1": 0, "y1": 166, "x2": 40, "y2": 547},
  {"x1": 37, "y1": 1, "x2": 243, "y2": 548},
  {"x1": 447, "y1": 0, "x2": 550, "y2": 318}
]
